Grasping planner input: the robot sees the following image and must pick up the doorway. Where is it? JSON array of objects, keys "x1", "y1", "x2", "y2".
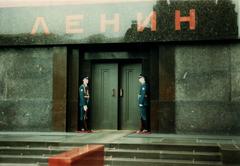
[
  {"x1": 66, "y1": 46, "x2": 156, "y2": 132},
  {"x1": 91, "y1": 63, "x2": 142, "y2": 130}
]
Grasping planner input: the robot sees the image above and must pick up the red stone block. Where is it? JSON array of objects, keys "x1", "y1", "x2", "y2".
[{"x1": 48, "y1": 145, "x2": 104, "y2": 166}]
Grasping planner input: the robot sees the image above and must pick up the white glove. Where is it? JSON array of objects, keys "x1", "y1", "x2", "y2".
[
  {"x1": 83, "y1": 105, "x2": 88, "y2": 111},
  {"x1": 139, "y1": 104, "x2": 143, "y2": 107}
]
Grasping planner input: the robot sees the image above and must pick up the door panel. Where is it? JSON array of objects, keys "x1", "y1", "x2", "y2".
[
  {"x1": 120, "y1": 64, "x2": 142, "y2": 130},
  {"x1": 92, "y1": 64, "x2": 118, "y2": 129}
]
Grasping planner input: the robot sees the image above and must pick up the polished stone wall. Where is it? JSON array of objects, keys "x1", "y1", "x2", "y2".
[
  {"x1": 1, "y1": 43, "x2": 240, "y2": 135},
  {"x1": 0, "y1": 48, "x2": 53, "y2": 131},
  {"x1": 174, "y1": 43, "x2": 240, "y2": 135}
]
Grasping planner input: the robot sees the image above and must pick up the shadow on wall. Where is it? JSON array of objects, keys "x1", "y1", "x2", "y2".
[{"x1": 158, "y1": 46, "x2": 176, "y2": 133}]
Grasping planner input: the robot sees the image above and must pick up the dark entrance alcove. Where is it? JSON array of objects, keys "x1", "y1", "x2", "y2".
[{"x1": 66, "y1": 43, "x2": 175, "y2": 133}]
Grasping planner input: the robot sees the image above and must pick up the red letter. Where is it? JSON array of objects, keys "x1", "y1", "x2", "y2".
[
  {"x1": 137, "y1": 11, "x2": 156, "y2": 32},
  {"x1": 175, "y1": 9, "x2": 196, "y2": 31}
]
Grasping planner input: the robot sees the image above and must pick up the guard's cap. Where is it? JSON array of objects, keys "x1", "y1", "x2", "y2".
[
  {"x1": 82, "y1": 76, "x2": 89, "y2": 80},
  {"x1": 138, "y1": 74, "x2": 144, "y2": 79}
]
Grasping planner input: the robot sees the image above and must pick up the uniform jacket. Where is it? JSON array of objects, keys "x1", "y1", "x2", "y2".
[
  {"x1": 79, "y1": 84, "x2": 89, "y2": 106},
  {"x1": 138, "y1": 83, "x2": 148, "y2": 106}
]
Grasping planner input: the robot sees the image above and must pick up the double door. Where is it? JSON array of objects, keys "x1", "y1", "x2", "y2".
[{"x1": 91, "y1": 63, "x2": 141, "y2": 130}]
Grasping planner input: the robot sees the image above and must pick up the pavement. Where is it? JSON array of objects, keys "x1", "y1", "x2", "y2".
[{"x1": 0, "y1": 130, "x2": 239, "y2": 148}]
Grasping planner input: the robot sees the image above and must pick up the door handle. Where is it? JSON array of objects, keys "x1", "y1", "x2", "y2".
[
  {"x1": 119, "y1": 88, "x2": 123, "y2": 97},
  {"x1": 112, "y1": 88, "x2": 116, "y2": 97}
]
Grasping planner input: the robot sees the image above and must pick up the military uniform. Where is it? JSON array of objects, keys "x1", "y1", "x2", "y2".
[
  {"x1": 79, "y1": 83, "x2": 90, "y2": 130},
  {"x1": 138, "y1": 83, "x2": 148, "y2": 120},
  {"x1": 138, "y1": 75, "x2": 149, "y2": 132}
]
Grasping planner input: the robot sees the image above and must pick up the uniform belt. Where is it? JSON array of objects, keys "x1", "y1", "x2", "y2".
[{"x1": 140, "y1": 95, "x2": 148, "y2": 97}]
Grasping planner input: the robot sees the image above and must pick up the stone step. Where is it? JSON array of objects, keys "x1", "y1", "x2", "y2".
[
  {"x1": 106, "y1": 143, "x2": 220, "y2": 152},
  {"x1": 0, "y1": 155, "x2": 49, "y2": 163},
  {"x1": 104, "y1": 157, "x2": 223, "y2": 166},
  {"x1": 1, "y1": 141, "x2": 220, "y2": 153},
  {"x1": 105, "y1": 148, "x2": 222, "y2": 162},
  {"x1": 0, "y1": 142, "x2": 223, "y2": 166},
  {"x1": 0, "y1": 164, "x2": 40, "y2": 166},
  {"x1": 0, "y1": 141, "x2": 62, "y2": 147},
  {"x1": 0, "y1": 146, "x2": 221, "y2": 162},
  {"x1": 0, "y1": 155, "x2": 223, "y2": 166},
  {"x1": 0, "y1": 163, "x2": 48, "y2": 166},
  {"x1": 0, "y1": 155, "x2": 222, "y2": 165},
  {"x1": 0, "y1": 146, "x2": 72, "y2": 155}
]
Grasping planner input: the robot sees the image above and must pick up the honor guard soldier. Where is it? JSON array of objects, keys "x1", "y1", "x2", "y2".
[
  {"x1": 79, "y1": 76, "x2": 90, "y2": 132},
  {"x1": 137, "y1": 74, "x2": 149, "y2": 134}
]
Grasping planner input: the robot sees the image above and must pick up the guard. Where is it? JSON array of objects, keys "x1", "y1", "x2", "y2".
[
  {"x1": 79, "y1": 76, "x2": 90, "y2": 132},
  {"x1": 137, "y1": 74, "x2": 149, "y2": 134}
]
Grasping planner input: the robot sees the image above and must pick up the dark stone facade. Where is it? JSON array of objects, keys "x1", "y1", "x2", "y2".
[
  {"x1": 1, "y1": 44, "x2": 240, "y2": 135},
  {"x1": 0, "y1": 0, "x2": 239, "y2": 135},
  {"x1": 125, "y1": 0, "x2": 238, "y2": 42},
  {"x1": 0, "y1": 0, "x2": 237, "y2": 45},
  {"x1": 0, "y1": 48, "x2": 53, "y2": 131},
  {"x1": 173, "y1": 44, "x2": 240, "y2": 135}
]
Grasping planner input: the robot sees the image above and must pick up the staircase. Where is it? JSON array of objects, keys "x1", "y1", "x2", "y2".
[
  {"x1": 0, "y1": 141, "x2": 66, "y2": 166},
  {"x1": 0, "y1": 141, "x2": 226, "y2": 166},
  {"x1": 105, "y1": 143, "x2": 223, "y2": 166}
]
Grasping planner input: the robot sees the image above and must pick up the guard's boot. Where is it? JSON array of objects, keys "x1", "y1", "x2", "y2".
[
  {"x1": 76, "y1": 120, "x2": 84, "y2": 132},
  {"x1": 136, "y1": 119, "x2": 144, "y2": 133},
  {"x1": 142, "y1": 120, "x2": 150, "y2": 134},
  {"x1": 83, "y1": 120, "x2": 88, "y2": 132}
]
